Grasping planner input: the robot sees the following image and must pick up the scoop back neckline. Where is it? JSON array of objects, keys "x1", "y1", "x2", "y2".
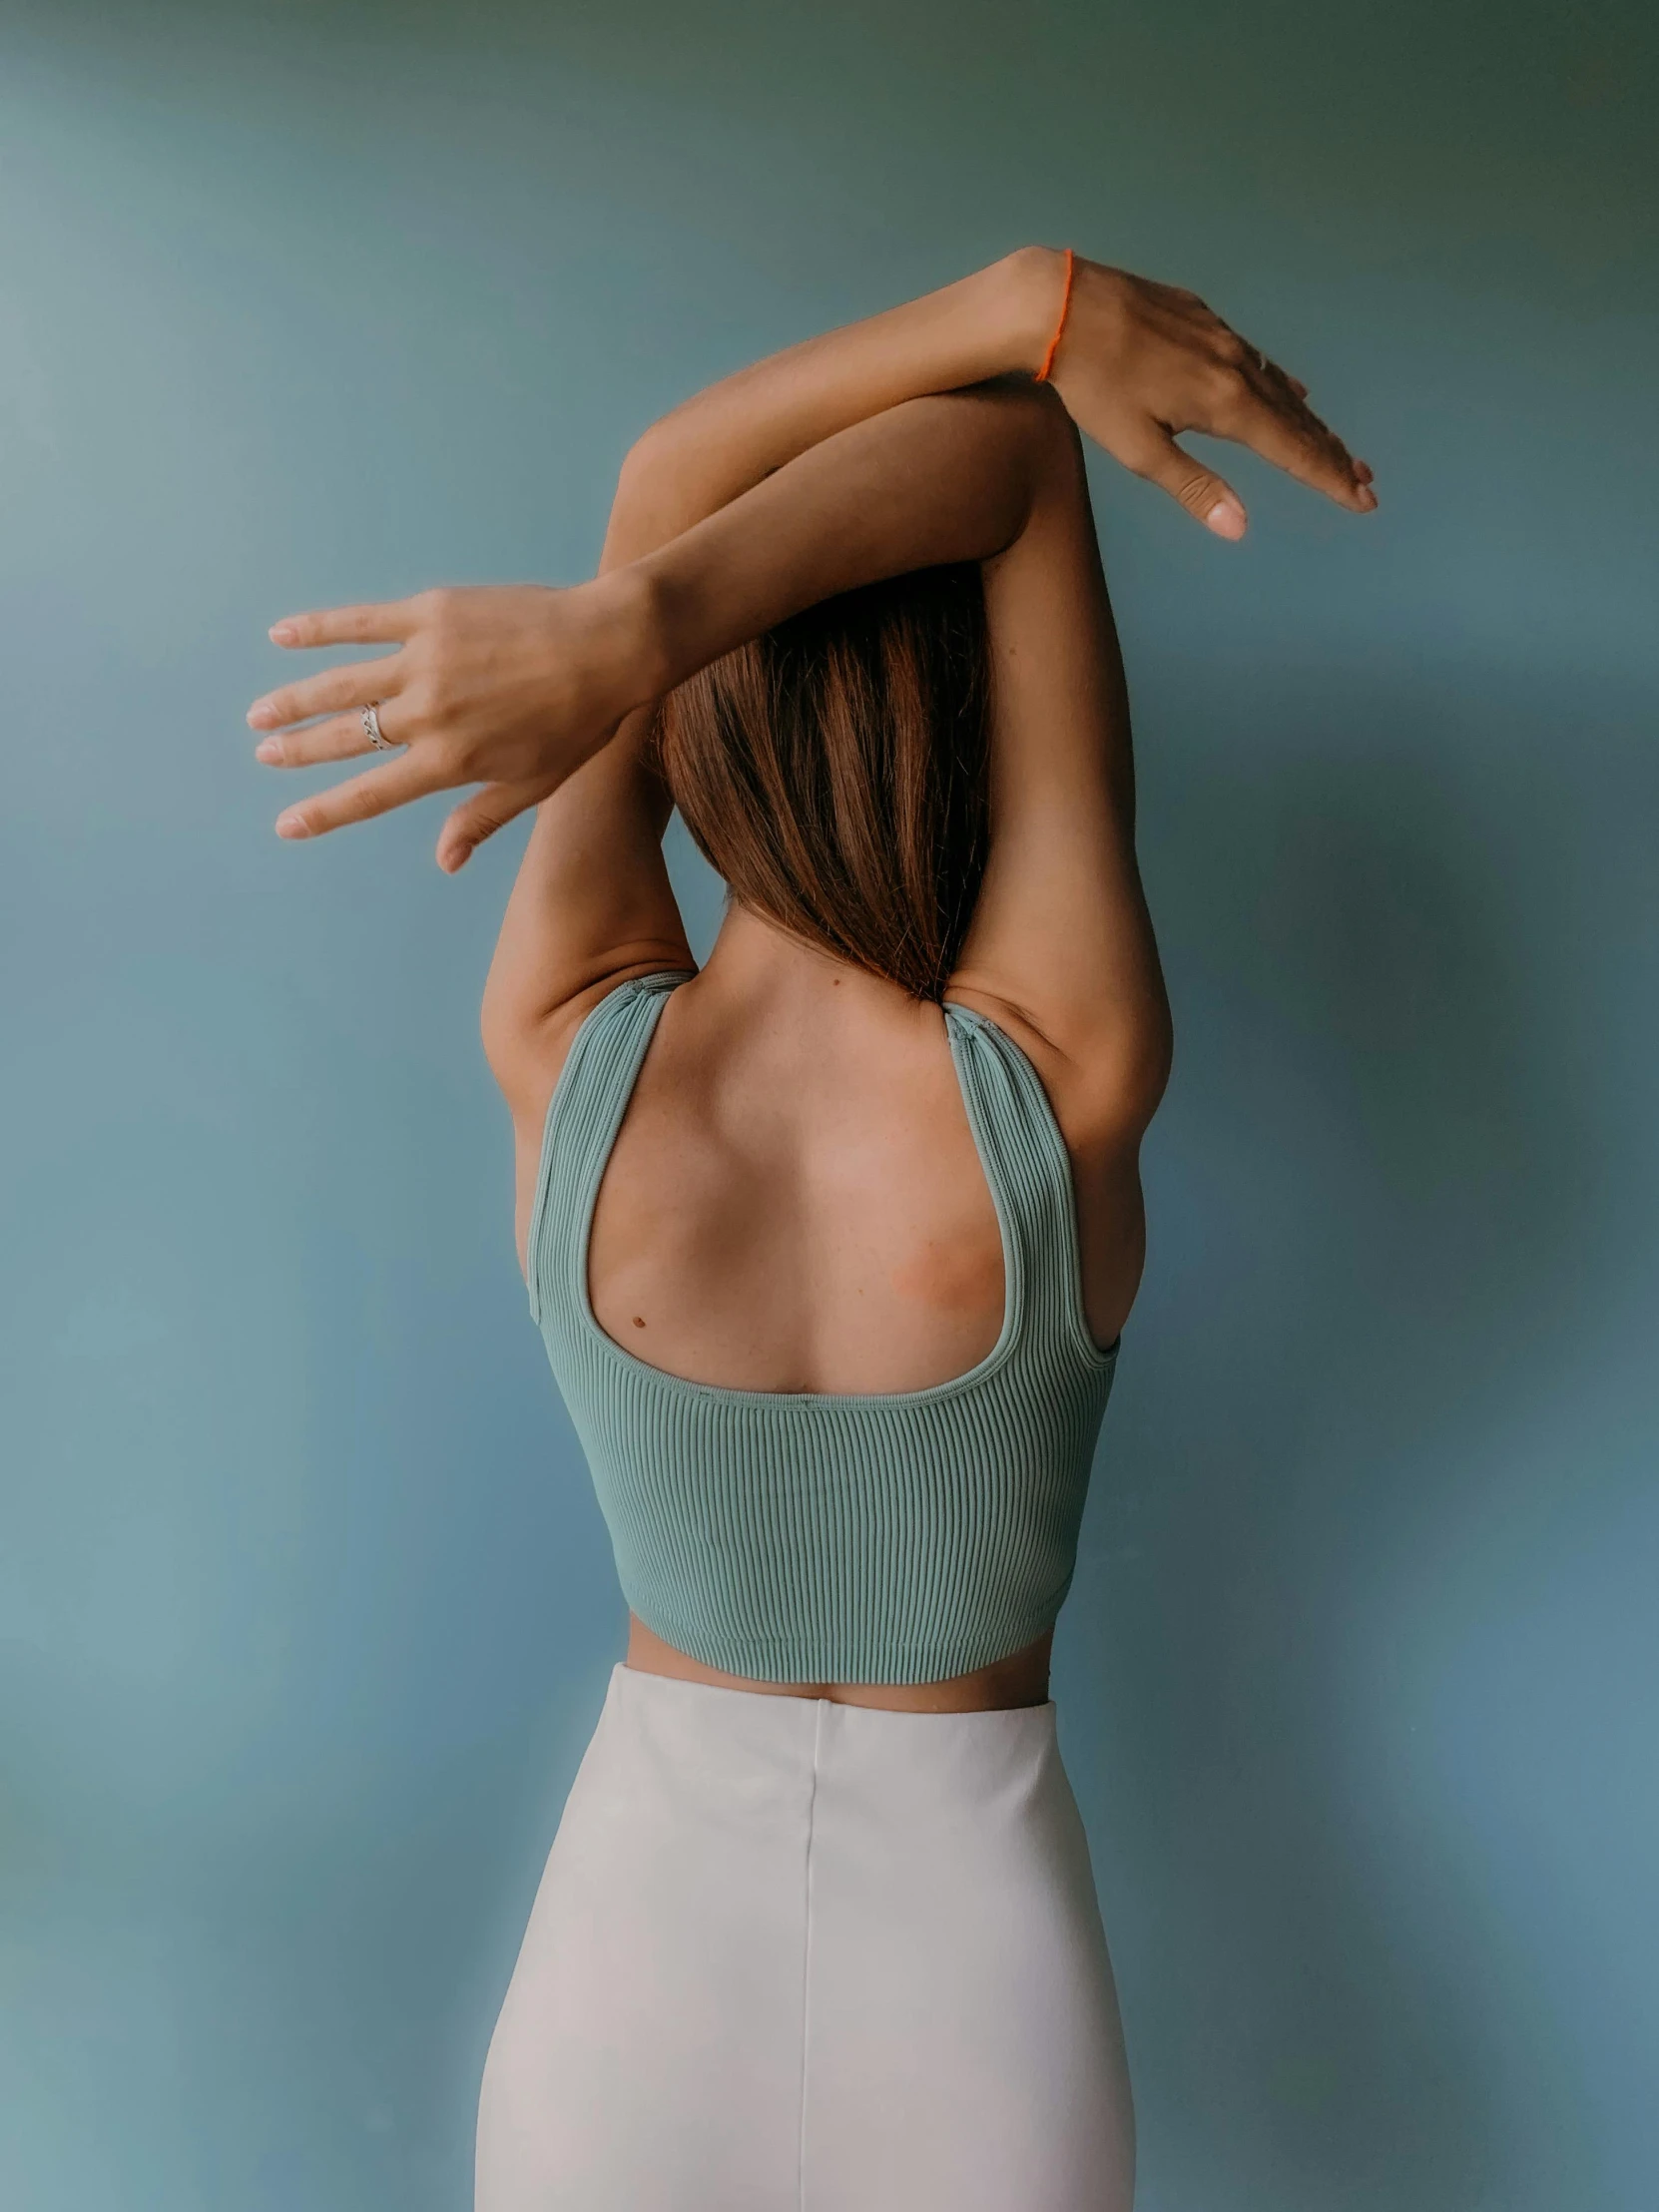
[{"x1": 571, "y1": 983, "x2": 1028, "y2": 1411}]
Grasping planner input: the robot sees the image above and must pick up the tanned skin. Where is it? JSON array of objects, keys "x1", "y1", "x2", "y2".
[{"x1": 248, "y1": 249, "x2": 1374, "y2": 1712}]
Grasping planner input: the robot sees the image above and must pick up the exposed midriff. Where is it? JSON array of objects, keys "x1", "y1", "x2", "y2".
[{"x1": 625, "y1": 1615, "x2": 1055, "y2": 1712}]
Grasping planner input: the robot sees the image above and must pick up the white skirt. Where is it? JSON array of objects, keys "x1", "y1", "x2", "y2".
[{"x1": 476, "y1": 1664, "x2": 1135, "y2": 2211}]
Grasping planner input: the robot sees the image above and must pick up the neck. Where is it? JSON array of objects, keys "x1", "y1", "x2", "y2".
[{"x1": 695, "y1": 902, "x2": 918, "y2": 1033}]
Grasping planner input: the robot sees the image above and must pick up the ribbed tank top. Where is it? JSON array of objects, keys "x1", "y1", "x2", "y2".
[{"x1": 527, "y1": 971, "x2": 1119, "y2": 1685}]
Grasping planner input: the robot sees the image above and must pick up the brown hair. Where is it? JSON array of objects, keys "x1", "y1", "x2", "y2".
[{"x1": 654, "y1": 563, "x2": 991, "y2": 1003}]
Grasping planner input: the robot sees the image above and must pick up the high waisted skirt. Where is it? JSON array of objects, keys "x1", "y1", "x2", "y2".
[{"x1": 475, "y1": 1663, "x2": 1135, "y2": 2210}]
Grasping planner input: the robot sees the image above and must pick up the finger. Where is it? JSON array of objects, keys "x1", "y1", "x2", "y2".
[
  {"x1": 274, "y1": 751, "x2": 436, "y2": 840},
  {"x1": 1226, "y1": 347, "x2": 1377, "y2": 505},
  {"x1": 255, "y1": 707, "x2": 401, "y2": 769},
  {"x1": 248, "y1": 650, "x2": 404, "y2": 732},
  {"x1": 1255, "y1": 355, "x2": 1324, "y2": 426},
  {"x1": 1246, "y1": 349, "x2": 1310, "y2": 405},
  {"x1": 268, "y1": 599, "x2": 418, "y2": 649},
  {"x1": 1204, "y1": 320, "x2": 1342, "y2": 451},
  {"x1": 1128, "y1": 425, "x2": 1249, "y2": 539},
  {"x1": 435, "y1": 777, "x2": 556, "y2": 874},
  {"x1": 1211, "y1": 329, "x2": 1307, "y2": 420},
  {"x1": 1215, "y1": 370, "x2": 1374, "y2": 510}
]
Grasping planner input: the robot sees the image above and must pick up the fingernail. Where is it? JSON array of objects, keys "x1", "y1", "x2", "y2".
[
  {"x1": 276, "y1": 811, "x2": 311, "y2": 839},
  {"x1": 255, "y1": 738, "x2": 281, "y2": 764},
  {"x1": 248, "y1": 700, "x2": 277, "y2": 729},
  {"x1": 1206, "y1": 500, "x2": 1247, "y2": 540},
  {"x1": 270, "y1": 621, "x2": 297, "y2": 644}
]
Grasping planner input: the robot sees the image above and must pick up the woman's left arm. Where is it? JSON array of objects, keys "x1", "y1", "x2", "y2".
[
  {"x1": 478, "y1": 383, "x2": 1072, "y2": 1255},
  {"x1": 475, "y1": 381, "x2": 1048, "y2": 1227},
  {"x1": 248, "y1": 250, "x2": 1373, "y2": 865}
]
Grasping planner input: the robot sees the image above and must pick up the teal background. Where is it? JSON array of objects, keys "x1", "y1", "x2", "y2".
[{"x1": 2, "y1": 3, "x2": 1654, "y2": 2206}]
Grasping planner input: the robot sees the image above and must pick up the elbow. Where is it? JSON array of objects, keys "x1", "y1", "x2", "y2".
[
  {"x1": 615, "y1": 420, "x2": 668, "y2": 506},
  {"x1": 977, "y1": 376, "x2": 1084, "y2": 509},
  {"x1": 1025, "y1": 376, "x2": 1084, "y2": 478},
  {"x1": 604, "y1": 422, "x2": 684, "y2": 569},
  {"x1": 615, "y1": 412, "x2": 702, "y2": 534}
]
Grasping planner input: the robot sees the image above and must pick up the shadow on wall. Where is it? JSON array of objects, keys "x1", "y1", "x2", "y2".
[{"x1": 1063, "y1": 655, "x2": 1643, "y2": 2212}]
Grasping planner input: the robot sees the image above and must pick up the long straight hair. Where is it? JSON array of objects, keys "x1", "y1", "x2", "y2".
[{"x1": 654, "y1": 563, "x2": 991, "y2": 1002}]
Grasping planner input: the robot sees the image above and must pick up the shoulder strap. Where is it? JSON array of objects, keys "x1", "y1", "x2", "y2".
[
  {"x1": 945, "y1": 1004, "x2": 1118, "y2": 1372},
  {"x1": 525, "y1": 972, "x2": 688, "y2": 1329}
]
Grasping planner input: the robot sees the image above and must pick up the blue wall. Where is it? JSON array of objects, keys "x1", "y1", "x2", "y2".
[{"x1": 2, "y1": 5, "x2": 1654, "y2": 2207}]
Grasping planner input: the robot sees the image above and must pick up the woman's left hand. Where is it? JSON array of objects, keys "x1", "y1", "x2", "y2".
[{"x1": 246, "y1": 577, "x2": 651, "y2": 868}]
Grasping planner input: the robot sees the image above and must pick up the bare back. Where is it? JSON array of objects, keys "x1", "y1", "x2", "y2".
[
  {"x1": 579, "y1": 909, "x2": 1140, "y2": 1405},
  {"x1": 589, "y1": 931, "x2": 1003, "y2": 1397},
  {"x1": 486, "y1": 384, "x2": 1173, "y2": 1705}
]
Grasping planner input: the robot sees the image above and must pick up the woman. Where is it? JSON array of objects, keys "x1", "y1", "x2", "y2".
[{"x1": 249, "y1": 248, "x2": 1373, "y2": 2209}]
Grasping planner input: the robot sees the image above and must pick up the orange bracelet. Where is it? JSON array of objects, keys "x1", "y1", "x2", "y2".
[{"x1": 1034, "y1": 247, "x2": 1076, "y2": 383}]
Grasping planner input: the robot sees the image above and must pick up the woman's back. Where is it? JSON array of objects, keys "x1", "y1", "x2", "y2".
[
  {"x1": 251, "y1": 244, "x2": 1373, "y2": 2208},
  {"x1": 589, "y1": 912, "x2": 1008, "y2": 1397},
  {"x1": 486, "y1": 382, "x2": 1173, "y2": 1712},
  {"x1": 527, "y1": 948, "x2": 1121, "y2": 1700}
]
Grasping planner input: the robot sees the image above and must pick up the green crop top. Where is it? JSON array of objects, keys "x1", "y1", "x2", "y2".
[{"x1": 527, "y1": 971, "x2": 1119, "y2": 1685}]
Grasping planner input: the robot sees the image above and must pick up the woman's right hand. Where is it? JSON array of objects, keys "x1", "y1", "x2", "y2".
[{"x1": 1032, "y1": 249, "x2": 1377, "y2": 538}]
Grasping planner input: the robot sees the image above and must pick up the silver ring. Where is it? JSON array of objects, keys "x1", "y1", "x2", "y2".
[{"x1": 362, "y1": 702, "x2": 392, "y2": 752}]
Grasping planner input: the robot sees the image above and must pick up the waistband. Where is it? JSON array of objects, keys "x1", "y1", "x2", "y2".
[{"x1": 599, "y1": 1661, "x2": 1062, "y2": 1806}]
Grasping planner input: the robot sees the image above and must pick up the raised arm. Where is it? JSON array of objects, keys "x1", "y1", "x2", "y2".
[
  {"x1": 478, "y1": 385, "x2": 1059, "y2": 1162},
  {"x1": 475, "y1": 257, "x2": 1081, "y2": 1136},
  {"x1": 479, "y1": 382, "x2": 1160, "y2": 1253},
  {"x1": 248, "y1": 248, "x2": 1374, "y2": 862},
  {"x1": 465, "y1": 383, "x2": 1075, "y2": 1259},
  {"x1": 473, "y1": 346, "x2": 1055, "y2": 1163},
  {"x1": 615, "y1": 361, "x2": 1174, "y2": 1335},
  {"x1": 627, "y1": 381, "x2": 1165, "y2": 1120},
  {"x1": 612, "y1": 243, "x2": 1370, "y2": 561},
  {"x1": 473, "y1": 237, "x2": 1378, "y2": 1080}
]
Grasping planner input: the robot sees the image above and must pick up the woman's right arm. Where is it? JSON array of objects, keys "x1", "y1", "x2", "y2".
[
  {"x1": 491, "y1": 382, "x2": 1167, "y2": 1333},
  {"x1": 251, "y1": 249, "x2": 1373, "y2": 863},
  {"x1": 613, "y1": 245, "x2": 1371, "y2": 558}
]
